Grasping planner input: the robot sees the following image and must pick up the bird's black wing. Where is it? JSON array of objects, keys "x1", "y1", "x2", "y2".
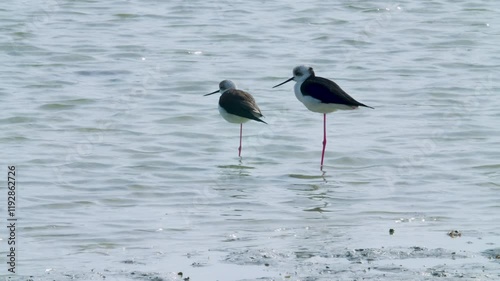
[
  {"x1": 219, "y1": 89, "x2": 267, "y2": 123},
  {"x1": 301, "y1": 77, "x2": 373, "y2": 108}
]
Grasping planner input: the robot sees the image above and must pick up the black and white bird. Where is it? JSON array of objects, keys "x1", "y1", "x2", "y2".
[
  {"x1": 205, "y1": 80, "x2": 266, "y2": 157},
  {"x1": 273, "y1": 65, "x2": 373, "y2": 168}
]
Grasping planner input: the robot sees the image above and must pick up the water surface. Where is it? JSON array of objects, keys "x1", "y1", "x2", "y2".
[{"x1": 1, "y1": 0, "x2": 499, "y2": 280}]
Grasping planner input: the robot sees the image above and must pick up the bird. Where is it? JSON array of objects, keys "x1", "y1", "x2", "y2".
[
  {"x1": 273, "y1": 65, "x2": 373, "y2": 169},
  {"x1": 205, "y1": 80, "x2": 266, "y2": 157}
]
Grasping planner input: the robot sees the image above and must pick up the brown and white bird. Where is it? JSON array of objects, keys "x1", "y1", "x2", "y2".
[
  {"x1": 273, "y1": 65, "x2": 373, "y2": 169},
  {"x1": 205, "y1": 80, "x2": 266, "y2": 157}
]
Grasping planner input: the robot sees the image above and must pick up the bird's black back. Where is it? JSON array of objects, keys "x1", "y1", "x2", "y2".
[
  {"x1": 301, "y1": 76, "x2": 373, "y2": 108},
  {"x1": 219, "y1": 89, "x2": 267, "y2": 123}
]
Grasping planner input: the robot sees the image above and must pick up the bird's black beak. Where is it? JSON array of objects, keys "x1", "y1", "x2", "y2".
[
  {"x1": 204, "y1": 90, "x2": 219, "y2": 96},
  {"x1": 272, "y1": 77, "x2": 294, "y2": 88}
]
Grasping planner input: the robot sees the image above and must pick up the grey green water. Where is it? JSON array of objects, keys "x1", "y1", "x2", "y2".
[{"x1": 1, "y1": 0, "x2": 499, "y2": 280}]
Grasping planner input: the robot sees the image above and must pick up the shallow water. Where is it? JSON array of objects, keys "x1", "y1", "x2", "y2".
[{"x1": 1, "y1": 0, "x2": 500, "y2": 280}]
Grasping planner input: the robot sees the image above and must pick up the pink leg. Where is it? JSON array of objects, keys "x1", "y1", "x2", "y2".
[
  {"x1": 238, "y1": 123, "x2": 243, "y2": 157},
  {"x1": 320, "y1": 114, "x2": 327, "y2": 168}
]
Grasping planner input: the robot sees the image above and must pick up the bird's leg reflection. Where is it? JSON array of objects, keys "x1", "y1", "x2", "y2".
[
  {"x1": 321, "y1": 169, "x2": 327, "y2": 183},
  {"x1": 238, "y1": 123, "x2": 243, "y2": 157}
]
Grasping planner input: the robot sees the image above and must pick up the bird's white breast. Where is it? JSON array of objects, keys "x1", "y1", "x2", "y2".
[
  {"x1": 294, "y1": 80, "x2": 356, "y2": 114},
  {"x1": 218, "y1": 105, "x2": 250, "y2": 124}
]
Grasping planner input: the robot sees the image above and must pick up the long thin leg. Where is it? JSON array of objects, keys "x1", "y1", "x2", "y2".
[
  {"x1": 238, "y1": 123, "x2": 243, "y2": 157},
  {"x1": 320, "y1": 113, "x2": 327, "y2": 168}
]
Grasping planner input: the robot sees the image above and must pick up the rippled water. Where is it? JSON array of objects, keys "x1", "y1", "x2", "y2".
[{"x1": 1, "y1": 0, "x2": 499, "y2": 280}]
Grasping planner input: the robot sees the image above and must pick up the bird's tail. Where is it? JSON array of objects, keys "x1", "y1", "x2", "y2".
[{"x1": 360, "y1": 103, "x2": 374, "y2": 109}]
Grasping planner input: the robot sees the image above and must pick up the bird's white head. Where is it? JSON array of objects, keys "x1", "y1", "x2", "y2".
[
  {"x1": 292, "y1": 65, "x2": 315, "y2": 82},
  {"x1": 272, "y1": 65, "x2": 315, "y2": 89},
  {"x1": 219, "y1": 80, "x2": 237, "y2": 93},
  {"x1": 205, "y1": 80, "x2": 237, "y2": 96}
]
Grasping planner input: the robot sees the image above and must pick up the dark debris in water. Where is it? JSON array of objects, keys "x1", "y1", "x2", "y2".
[
  {"x1": 122, "y1": 259, "x2": 145, "y2": 265},
  {"x1": 448, "y1": 230, "x2": 462, "y2": 238},
  {"x1": 129, "y1": 271, "x2": 171, "y2": 281},
  {"x1": 190, "y1": 261, "x2": 207, "y2": 267}
]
